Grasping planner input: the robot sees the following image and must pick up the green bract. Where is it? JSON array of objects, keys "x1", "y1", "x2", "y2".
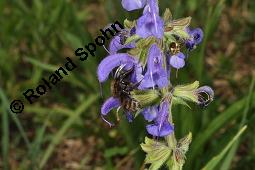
[
  {"x1": 172, "y1": 81, "x2": 200, "y2": 105},
  {"x1": 141, "y1": 137, "x2": 171, "y2": 170},
  {"x1": 131, "y1": 89, "x2": 161, "y2": 108}
]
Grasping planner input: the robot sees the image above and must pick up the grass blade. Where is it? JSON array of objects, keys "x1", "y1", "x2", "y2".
[
  {"x1": 28, "y1": 119, "x2": 48, "y2": 169},
  {"x1": 188, "y1": 92, "x2": 255, "y2": 166},
  {"x1": 0, "y1": 87, "x2": 31, "y2": 150},
  {"x1": 39, "y1": 94, "x2": 99, "y2": 169},
  {"x1": 196, "y1": 0, "x2": 225, "y2": 79},
  {"x1": 0, "y1": 90, "x2": 9, "y2": 170},
  {"x1": 202, "y1": 125, "x2": 247, "y2": 170},
  {"x1": 220, "y1": 74, "x2": 255, "y2": 170}
]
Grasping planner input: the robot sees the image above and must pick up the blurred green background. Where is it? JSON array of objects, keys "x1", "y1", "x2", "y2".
[{"x1": 0, "y1": 0, "x2": 255, "y2": 169}]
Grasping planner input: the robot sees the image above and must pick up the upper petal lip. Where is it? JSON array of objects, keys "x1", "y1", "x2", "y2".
[{"x1": 97, "y1": 53, "x2": 138, "y2": 83}]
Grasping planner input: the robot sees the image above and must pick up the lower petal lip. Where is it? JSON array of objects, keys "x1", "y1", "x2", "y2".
[{"x1": 101, "y1": 97, "x2": 121, "y2": 115}]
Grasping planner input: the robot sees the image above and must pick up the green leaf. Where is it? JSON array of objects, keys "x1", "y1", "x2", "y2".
[{"x1": 202, "y1": 126, "x2": 247, "y2": 170}]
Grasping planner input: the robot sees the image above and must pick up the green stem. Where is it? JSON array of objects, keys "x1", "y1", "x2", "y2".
[
  {"x1": 166, "y1": 99, "x2": 177, "y2": 148},
  {"x1": 161, "y1": 40, "x2": 177, "y2": 169}
]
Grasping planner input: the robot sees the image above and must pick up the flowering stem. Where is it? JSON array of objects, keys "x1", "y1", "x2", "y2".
[
  {"x1": 166, "y1": 98, "x2": 177, "y2": 147},
  {"x1": 162, "y1": 48, "x2": 177, "y2": 168}
]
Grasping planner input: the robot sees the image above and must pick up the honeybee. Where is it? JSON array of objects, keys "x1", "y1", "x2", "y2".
[
  {"x1": 169, "y1": 42, "x2": 181, "y2": 55},
  {"x1": 111, "y1": 65, "x2": 141, "y2": 113}
]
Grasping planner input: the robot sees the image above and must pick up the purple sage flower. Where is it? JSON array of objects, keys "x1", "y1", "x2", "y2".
[
  {"x1": 101, "y1": 97, "x2": 121, "y2": 126},
  {"x1": 109, "y1": 29, "x2": 136, "y2": 54},
  {"x1": 136, "y1": 0, "x2": 164, "y2": 39},
  {"x1": 142, "y1": 106, "x2": 158, "y2": 122},
  {"x1": 146, "y1": 101, "x2": 174, "y2": 137},
  {"x1": 121, "y1": 0, "x2": 147, "y2": 11},
  {"x1": 185, "y1": 27, "x2": 204, "y2": 50},
  {"x1": 139, "y1": 44, "x2": 168, "y2": 89},
  {"x1": 97, "y1": 53, "x2": 138, "y2": 83},
  {"x1": 192, "y1": 28, "x2": 203, "y2": 44},
  {"x1": 169, "y1": 52, "x2": 186, "y2": 69}
]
